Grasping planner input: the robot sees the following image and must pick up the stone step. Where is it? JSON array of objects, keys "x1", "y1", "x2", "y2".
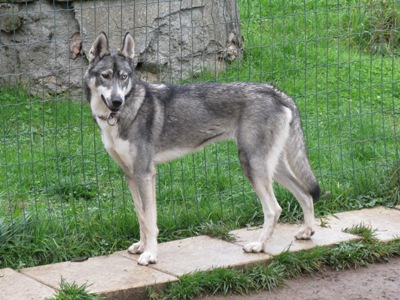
[
  {"x1": 120, "y1": 236, "x2": 269, "y2": 277},
  {"x1": 21, "y1": 253, "x2": 176, "y2": 300},
  {"x1": 230, "y1": 221, "x2": 361, "y2": 255},
  {"x1": 325, "y1": 206, "x2": 400, "y2": 242},
  {"x1": 0, "y1": 268, "x2": 55, "y2": 300},
  {"x1": 1, "y1": 206, "x2": 399, "y2": 300}
]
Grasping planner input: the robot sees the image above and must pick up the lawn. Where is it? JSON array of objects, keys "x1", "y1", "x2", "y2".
[{"x1": 0, "y1": 0, "x2": 399, "y2": 269}]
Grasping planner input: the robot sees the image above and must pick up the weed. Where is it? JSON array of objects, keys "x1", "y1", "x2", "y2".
[
  {"x1": 246, "y1": 263, "x2": 285, "y2": 292},
  {"x1": 197, "y1": 221, "x2": 236, "y2": 242},
  {"x1": 387, "y1": 161, "x2": 400, "y2": 204},
  {"x1": 46, "y1": 279, "x2": 104, "y2": 300},
  {"x1": 343, "y1": 0, "x2": 400, "y2": 56},
  {"x1": 326, "y1": 240, "x2": 397, "y2": 270},
  {"x1": 273, "y1": 247, "x2": 328, "y2": 278},
  {"x1": 343, "y1": 223, "x2": 377, "y2": 242}
]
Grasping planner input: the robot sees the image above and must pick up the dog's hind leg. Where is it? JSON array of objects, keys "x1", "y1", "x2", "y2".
[
  {"x1": 239, "y1": 106, "x2": 292, "y2": 253},
  {"x1": 242, "y1": 172, "x2": 282, "y2": 253},
  {"x1": 274, "y1": 157, "x2": 315, "y2": 240}
]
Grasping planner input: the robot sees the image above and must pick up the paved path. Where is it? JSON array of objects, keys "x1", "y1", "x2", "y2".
[{"x1": 1, "y1": 206, "x2": 400, "y2": 300}]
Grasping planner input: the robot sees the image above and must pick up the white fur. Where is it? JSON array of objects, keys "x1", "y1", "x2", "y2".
[
  {"x1": 100, "y1": 123, "x2": 133, "y2": 172},
  {"x1": 88, "y1": 79, "x2": 134, "y2": 174},
  {"x1": 126, "y1": 172, "x2": 159, "y2": 265},
  {"x1": 155, "y1": 148, "x2": 193, "y2": 164},
  {"x1": 152, "y1": 84, "x2": 167, "y2": 90},
  {"x1": 88, "y1": 78, "x2": 109, "y2": 117}
]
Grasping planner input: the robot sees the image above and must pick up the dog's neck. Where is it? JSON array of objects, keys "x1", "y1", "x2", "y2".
[{"x1": 97, "y1": 111, "x2": 122, "y2": 126}]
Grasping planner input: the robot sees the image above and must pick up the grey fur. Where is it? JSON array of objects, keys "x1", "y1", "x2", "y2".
[{"x1": 84, "y1": 32, "x2": 320, "y2": 265}]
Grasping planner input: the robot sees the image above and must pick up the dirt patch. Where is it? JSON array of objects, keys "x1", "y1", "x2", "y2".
[{"x1": 206, "y1": 257, "x2": 400, "y2": 300}]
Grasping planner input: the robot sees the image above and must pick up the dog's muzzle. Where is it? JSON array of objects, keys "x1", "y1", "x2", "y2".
[
  {"x1": 101, "y1": 94, "x2": 124, "y2": 112},
  {"x1": 99, "y1": 94, "x2": 124, "y2": 126}
]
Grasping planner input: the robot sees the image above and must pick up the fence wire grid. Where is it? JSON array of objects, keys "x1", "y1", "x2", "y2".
[{"x1": 0, "y1": 0, "x2": 399, "y2": 268}]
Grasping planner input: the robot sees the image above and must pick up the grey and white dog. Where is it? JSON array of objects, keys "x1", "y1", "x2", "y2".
[{"x1": 84, "y1": 32, "x2": 320, "y2": 266}]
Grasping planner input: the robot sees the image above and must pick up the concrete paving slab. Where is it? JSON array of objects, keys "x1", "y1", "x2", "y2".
[
  {"x1": 0, "y1": 268, "x2": 55, "y2": 300},
  {"x1": 326, "y1": 206, "x2": 400, "y2": 242},
  {"x1": 230, "y1": 222, "x2": 360, "y2": 255},
  {"x1": 119, "y1": 236, "x2": 270, "y2": 277},
  {"x1": 21, "y1": 253, "x2": 177, "y2": 300}
]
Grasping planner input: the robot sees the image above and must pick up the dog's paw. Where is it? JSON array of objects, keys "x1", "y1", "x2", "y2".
[
  {"x1": 128, "y1": 241, "x2": 145, "y2": 254},
  {"x1": 243, "y1": 241, "x2": 264, "y2": 253},
  {"x1": 137, "y1": 251, "x2": 157, "y2": 266},
  {"x1": 295, "y1": 226, "x2": 315, "y2": 240}
]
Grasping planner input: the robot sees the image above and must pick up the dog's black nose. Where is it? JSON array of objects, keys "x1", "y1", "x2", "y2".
[{"x1": 111, "y1": 96, "x2": 123, "y2": 109}]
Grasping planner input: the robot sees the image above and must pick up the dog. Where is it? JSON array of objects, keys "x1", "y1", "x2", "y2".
[{"x1": 83, "y1": 32, "x2": 320, "y2": 266}]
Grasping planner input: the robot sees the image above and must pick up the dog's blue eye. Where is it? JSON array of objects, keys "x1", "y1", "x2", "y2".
[{"x1": 121, "y1": 74, "x2": 128, "y2": 80}]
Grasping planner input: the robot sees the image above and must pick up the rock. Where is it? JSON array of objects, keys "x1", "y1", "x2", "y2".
[
  {"x1": 0, "y1": 1, "x2": 84, "y2": 97},
  {"x1": 76, "y1": 0, "x2": 242, "y2": 82},
  {"x1": 69, "y1": 32, "x2": 82, "y2": 60},
  {"x1": 0, "y1": 0, "x2": 242, "y2": 96},
  {"x1": 0, "y1": 0, "x2": 35, "y2": 3},
  {"x1": 0, "y1": 14, "x2": 23, "y2": 33}
]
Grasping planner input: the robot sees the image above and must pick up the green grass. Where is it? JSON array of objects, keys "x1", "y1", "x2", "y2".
[
  {"x1": 46, "y1": 279, "x2": 104, "y2": 300},
  {"x1": 1, "y1": 0, "x2": 400, "y2": 269},
  {"x1": 343, "y1": 0, "x2": 400, "y2": 56},
  {"x1": 150, "y1": 228, "x2": 400, "y2": 300}
]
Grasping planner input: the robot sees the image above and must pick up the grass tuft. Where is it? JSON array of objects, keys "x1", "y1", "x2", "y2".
[
  {"x1": 246, "y1": 263, "x2": 285, "y2": 292},
  {"x1": 197, "y1": 221, "x2": 237, "y2": 242},
  {"x1": 273, "y1": 247, "x2": 328, "y2": 278},
  {"x1": 343, "y1": 0, "x2": 400, "y2": 56},
  {"x1": 343, "y1": 223, "x2": 377, "y2": 243},
  {"x1": 150, "y1": 268, "x2": 253, "y2": 300},
  {"x1": 46, "y1": 278, "x2": 104, "y2": 300}
]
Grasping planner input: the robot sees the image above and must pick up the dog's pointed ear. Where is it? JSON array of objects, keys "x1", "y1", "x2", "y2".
[
  {"x1": 120, "y1": 33, "x2": 135, "y2": 61},
  {"x1": 88, "y1": 32, "x2": 110, "y2": 63}
]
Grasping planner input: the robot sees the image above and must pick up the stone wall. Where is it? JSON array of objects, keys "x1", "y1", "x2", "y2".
[{"x1": 0, "y1": 0, "x2": 242, "y2": 97}]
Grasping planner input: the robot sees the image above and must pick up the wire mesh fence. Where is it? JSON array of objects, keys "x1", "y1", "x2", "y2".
[{"x1": 0, "y1": 0, "x2": 399, "y2": 268}]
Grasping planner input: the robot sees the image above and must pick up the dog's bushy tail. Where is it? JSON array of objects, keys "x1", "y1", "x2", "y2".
[{"x1": 287, "y1": 107, "x2": 321, "y2": 202}]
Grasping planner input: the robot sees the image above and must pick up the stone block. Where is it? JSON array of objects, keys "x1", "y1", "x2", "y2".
[
  {"x1": 119, "y1": 236, "x2": 269, "y2": 277},
  {"x1": 325, "y1": 206, "x2": 400, "y2": 242},
  {"x1": 0, "y1": 268, "x2": 55, "y2": 300},
  {"x1": 21, "y1": 254, "x2": 177, "y2": 300},
  {"x1": 230, "y1": 222, "x2": 361, "y2": 255}
]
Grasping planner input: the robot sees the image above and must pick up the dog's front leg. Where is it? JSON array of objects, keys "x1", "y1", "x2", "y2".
[
  {"x1": 126, "y1": 168, "x2": 158, "y2": 265},
  {"x1": 127, "y1": 179, "x2": 146, "y2": 254}
]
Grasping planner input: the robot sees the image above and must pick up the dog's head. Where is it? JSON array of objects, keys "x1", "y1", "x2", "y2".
[{"x1": 84, "y1": 32, "x2": 136, "y2": 113}]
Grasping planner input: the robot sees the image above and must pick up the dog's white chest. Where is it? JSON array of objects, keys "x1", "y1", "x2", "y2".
[
  {"x1": 98, "y1": 120, "x2": 133, "y2": 171},
  {"x1": 99, "y1": 121, "x2": 118, "y2": 148}
]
